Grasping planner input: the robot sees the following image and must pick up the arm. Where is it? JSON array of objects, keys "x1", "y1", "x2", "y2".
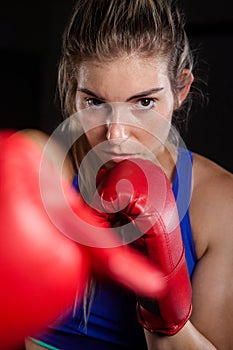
[
  {"x1": 145, "y1": 160, "x2": 233, "y2": 349},
  {"x1": 145, "y1": 242, "x2": 233, "y2": 350},
  {"x1": 95, "y1": 157, "x2": 233, "y2": 349},
  {"x1": 145, "y1": 321, "x2": 216, "y2": 350},
  {"x1": 0, "y1": 130, "x2": 165, "y2": 349}
]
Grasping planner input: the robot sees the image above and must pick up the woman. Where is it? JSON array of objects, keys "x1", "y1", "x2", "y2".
[{"x1": 26, "y1": 0, "x2": 233, "y2": 349}]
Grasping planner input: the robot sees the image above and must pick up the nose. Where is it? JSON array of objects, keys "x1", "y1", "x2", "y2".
[
  {"x1": 106, "y1": 105, "x2": 129, "y2": 145},
  {"x1": 106, "y1": 123, "x2": 128, "y2": 145}
]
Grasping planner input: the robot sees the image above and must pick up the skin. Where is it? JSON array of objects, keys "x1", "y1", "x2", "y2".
[
  {"x1": 76, "y1": 57, "x2": 177, "y2": 170},
  {"x1": 26, "y1": 56, "x2": 233, "y2": 350}
]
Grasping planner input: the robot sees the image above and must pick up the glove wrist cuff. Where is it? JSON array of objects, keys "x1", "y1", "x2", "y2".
[{"x1": 137, "y1": 303, "x2": 192, "y2": 335}]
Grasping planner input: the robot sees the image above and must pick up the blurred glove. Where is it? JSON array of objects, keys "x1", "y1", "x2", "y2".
[{"x1": 0, "y1": 131, "x2": 164, "y2": 349}]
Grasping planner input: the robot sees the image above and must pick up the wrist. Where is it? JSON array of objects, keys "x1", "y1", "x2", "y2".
[
  {"x1": 145, "y1": 321, "x2": 217, "y2": 350},
  {"x1": 137, "y1": 251, "x2": 192, "y2": 335}
]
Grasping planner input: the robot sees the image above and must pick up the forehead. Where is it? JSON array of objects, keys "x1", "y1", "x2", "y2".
[{"x1": 77, "y1": 56, "x2": 169, "y2": 100}]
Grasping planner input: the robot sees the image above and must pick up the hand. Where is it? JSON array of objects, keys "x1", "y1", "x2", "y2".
[
  {"x1": 94, "y1": 158, "x2": 192, "y2": 335},
  {"x1": 0, "y1": 131, "x2": 164, "y2": 349}
]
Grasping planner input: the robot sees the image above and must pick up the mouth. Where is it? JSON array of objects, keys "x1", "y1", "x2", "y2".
[{"x1": 101, "y1": 151, "x2": 141, "y2": 163}]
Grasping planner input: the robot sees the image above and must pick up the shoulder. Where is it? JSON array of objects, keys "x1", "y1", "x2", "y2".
[
  {"x1": 190, "y1": 152, "x2": 233, "y2": 258},
  {"x1": 188, "y1": 153, "x2": 233, "y2": 347},
  {"x1": 192, "y1": 152, "x2": 233, "y2": 203}
]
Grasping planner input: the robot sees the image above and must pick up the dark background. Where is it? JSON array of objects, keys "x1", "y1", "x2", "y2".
[
  {"x1": 1, "y1": 0, "x2": 233, "y2": 173},
  {"x1": 0, "y1": 1, "x2": 232, "y2": 349}
]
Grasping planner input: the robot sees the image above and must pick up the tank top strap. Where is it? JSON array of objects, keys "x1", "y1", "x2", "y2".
[{"x1": 172, "y1": 147, "x2": 197, "y2": 277}]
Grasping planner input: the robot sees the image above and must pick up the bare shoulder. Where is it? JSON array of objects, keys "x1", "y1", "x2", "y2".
[
  {"x1": 190, "y1": 152, "x2": 233, "y2": 258},
  {"x1": 188, "y1": 153, "x2": 233, "y2": 349},
  {"x1": 192, "y1": 152, "x2": 233, "y2": 199}
]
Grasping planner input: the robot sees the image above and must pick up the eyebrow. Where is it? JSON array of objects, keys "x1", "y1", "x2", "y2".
[
  {"x1": 77, "y1": 88, "x2": 105, "y2": 100},
  {"x1": 77, "y1": 87, "x2": 164, "y2": 102},
  {"x1": 126, "y1": 88, "x2": 164, "y2": 101}
]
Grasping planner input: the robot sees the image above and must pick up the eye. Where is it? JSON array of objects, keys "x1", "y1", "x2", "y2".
[
  {"x1": 85, "y1": 98, "x2": 105, "y2": 109},
  {"x1": 136, "y1": 98, "x2": 156, "y2": 110}
]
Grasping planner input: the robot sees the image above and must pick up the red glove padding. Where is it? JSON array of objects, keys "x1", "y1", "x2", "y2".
[
  {"x1": 94, "y1": 159, "x2": 192, "y2": 335},
  {"x1": 0, "y1": 131, "x2": 164, "y2": 349}
]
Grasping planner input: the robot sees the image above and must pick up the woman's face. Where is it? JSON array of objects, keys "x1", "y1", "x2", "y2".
[{"x1": 75, "y1": 56, "x2": 178, "y2": 165}]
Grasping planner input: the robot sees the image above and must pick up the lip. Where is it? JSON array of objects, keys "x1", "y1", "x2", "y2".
[{"x1": 103, "y1": 152, "x2": 141, "y2": 163}]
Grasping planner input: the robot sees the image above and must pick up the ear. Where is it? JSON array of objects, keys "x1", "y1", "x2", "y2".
[{"x1": 176, "y1": 69, "x2": 194, "y2": 108}]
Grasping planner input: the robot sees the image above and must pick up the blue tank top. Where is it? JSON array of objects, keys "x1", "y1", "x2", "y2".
[
  {"x1": 172, "y1": 148, "x2": 197, "y2": 276},
  {"x1": 32, "y1": 148, "x2": 197, "y2": 350}
]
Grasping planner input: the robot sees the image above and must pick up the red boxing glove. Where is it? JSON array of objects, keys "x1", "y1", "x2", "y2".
[
  {"x1": 94, "y1": 158, "x2": 192, "y2": 335},
  {"x1": 0, "y1": 131, "x2": 164, "y2": 349}
]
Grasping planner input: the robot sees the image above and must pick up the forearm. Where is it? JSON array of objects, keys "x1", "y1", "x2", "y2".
[{"x1": 145, "y1": 321, "x2": 217, "y2": 350}]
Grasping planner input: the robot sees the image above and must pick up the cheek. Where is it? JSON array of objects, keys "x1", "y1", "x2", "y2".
[
  {"x1": 85, "y1": 126, "x2": 107, "y2": 148},
  {"x1": 139, "y1": 130, "x2": 166, "y2": 152},
  {"x1": 135, "y1": 109, "x2": 172, "y2": 147}
]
